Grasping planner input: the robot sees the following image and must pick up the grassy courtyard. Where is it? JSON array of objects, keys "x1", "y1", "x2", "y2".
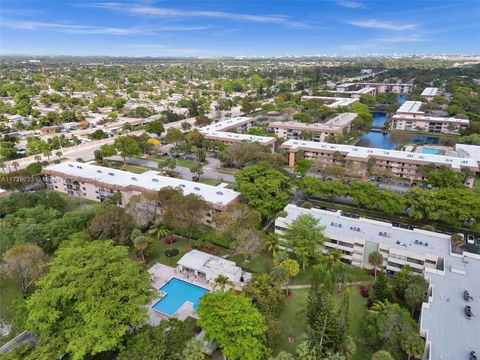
[
  {"x1": 141, "y1": 235, "x2": 229, "y2": 268},
  {"x1": 272, "y1": 286, "x2": 373, "y2": 359}
]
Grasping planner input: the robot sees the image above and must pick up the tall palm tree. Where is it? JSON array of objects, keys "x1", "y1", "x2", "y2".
[
  {"x1": 368, "y1": 251, "x2": 384, "y2": 280},
  {"x1": 12, "y1": 161, "x2": 19, "y2": 172},
  {"x1": 212, "y1": 275, "x2": 234, "y2": 291},
  {"x1": 264, "y1": 233, "x2": 280, "y2": 258},
  {"x1": 56, "y1": 151, "x2": 63, "y2": 160},
  {"x1": 0, "y1": 162, "x2": 6, "y2": 173},
  {"x1": 34, "y1": 155, "x2": 42, "y2": 163},
  {"x1": 43, "y1": 149, "x2": 52, "y2": 162},
  {"x1": 131, "y1": 229, "x2": 151, "y2": 263}
]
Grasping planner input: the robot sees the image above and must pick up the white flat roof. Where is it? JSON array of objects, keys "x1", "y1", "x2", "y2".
[
  {"x1": 281, "y1": 139, "x2": 479, "y2": 170},
  {"x1": 421, "y1": 87, "x2": 438, "y2": 97},
  {"x1": 392, "y1": 114, "x2": 469, "y2": 124},
  {"x1": 277, "y1": 204, "x2": 451, "y2": 259},
  {"x1": 397, "y1": 100, "x2": 424, "y2": 114},
  {"x1": 301, "y1": 96, "x2": 358, "y2": 108},
  {"x1": 199, "y1": 117, "x2": 254, "y2": 132},
  {"x1": 44, "y1": 161, "x2": 240, "y2": 206},
  {"x1": 270, "y1": 113, "x2": 356, "y2": 131},
  {"x1": 456, "y1": 144, "x2": 480, "y2": 161},
  {"x1": 177, "y1": 250, "x2": 246, "y2": 283},
  {"x1": 203, "y1": 131, "x2": 275, "y2": 144}
]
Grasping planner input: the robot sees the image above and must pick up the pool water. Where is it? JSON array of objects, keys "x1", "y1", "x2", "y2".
[
  {"x1": 422, "y1": 148, "x2": 442, "y2": 155},
  {"x1": 152, "y1": 278, "x2": 209, "y2": 316}
]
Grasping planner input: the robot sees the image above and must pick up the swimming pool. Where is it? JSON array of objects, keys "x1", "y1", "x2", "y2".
[
  {"x1": 422, "y1": 148, "x2": 442, "y2": 155},
  {"x1": 152, "y1": 278, "x2": 209, "y2": 316}
]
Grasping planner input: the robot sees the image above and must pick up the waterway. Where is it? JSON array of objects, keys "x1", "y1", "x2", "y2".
[{"x1": 355, "y1": 99, "x2": 440, "y2": 150}]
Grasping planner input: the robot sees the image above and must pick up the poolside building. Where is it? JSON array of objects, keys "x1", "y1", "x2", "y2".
[
  {"x1": 177, "y1": 250, "x2": 251, "y2": 285},
  {"x1": 391, "y1": 100, "x2": 469, "y2": 134},
  {"x1": 281, "y1": 139, "x2": 478, "y2": 186},
  {"x1": 269, "y1": 112, "x2": 356, "y2": 142},
  {"x1": 43, "y1": 161, "x2": 240, "y2": 211}
]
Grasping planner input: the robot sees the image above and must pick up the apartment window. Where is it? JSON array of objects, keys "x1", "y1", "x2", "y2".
[{"x1": 406, "y1": 257, "x2": 424, "y2": 265}]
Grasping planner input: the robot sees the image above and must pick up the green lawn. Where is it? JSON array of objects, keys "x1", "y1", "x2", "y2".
[
  {"x1": 273, "y1": 288, "x2": 309, "y2": 354},
  {"x1": 198, "y1": 178, "x2": 222, "y2": 186},
  {"x1": 143, "y1": 235, "x2": 228, "y2": 268},
  {"x1": 228, "y1": 252, "x2": 274, "y2": 274},
  {"x1": 103, "y1": 160, "x2": 153, "y2": 174},
  {"x1": 216, "y1": 167, "x2": 239, "y2": 175},
  {"x1": 0, "y1": 275, "x2": 22, "y2": 346},
  {"x1": 175, "y1": 159, "x2": 207, "y2": 170},
  {"x1": 272, "y1": 286, "x2": 373, "y2": 359},
  {"x1": 473, "y1": 174, "x2": 480, "y2": 194},
  {"x1": 346, "y1": 286, "x2": 374, "y2": 360}
]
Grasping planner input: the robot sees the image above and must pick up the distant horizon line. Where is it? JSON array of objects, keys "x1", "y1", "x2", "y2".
[{"x1": 1, "y1": 53, "x2": 480, "y2": 59}]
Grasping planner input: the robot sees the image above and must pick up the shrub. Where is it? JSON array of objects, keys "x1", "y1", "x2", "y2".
[
  {"x1": 359, "y1": 286, "x2": 369, "y2": 298},
  {"x1": 302, "y1": 201, "x2": 312, "y2": 209},
  {"x1": 164, "y1": 249, "x2": 179, "y2": 257},
  {"x1": 164, "y1": 236, "x2": 176, "y2": 245}
]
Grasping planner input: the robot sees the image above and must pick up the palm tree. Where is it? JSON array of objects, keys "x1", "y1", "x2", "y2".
[
  {"x1": 401, "y1": 333, "x2": 425, "y2": 360},
  {"x1": 0, "y1": 162, "x2": 5, "y2": 173},
  {"x1": 12, "y1": 161, "x2": 19, "y2": 172},
  {"x1": 148, "y1": 224, "x2": 170, "y2": 239},
  {"x1": 56, "y1": 151, "x2": 63, "y2": 159},
  {"x1": 131, "y1": 229, "x2": 151, "y2": 263},
  {"x1": 43, "y1": 149, "x2": 52, "y2": 162},
  {"x1": 369, "y1": 299, "x2": 390, "y2": 314},
  {"x1": 34, "y1": 155, "x2": 42, "y2": 163},
  {"x1": 212, "y1": 275, "x2": 234, "y2": 291},
  {"x1": 326, "y1": 248, "x2": 343, "y2": 268},
  {"x1": 264, "y1": 233, "x2": 280, "y2": 257},
  {"x1": 182, "y1": 338, "x2": 205, "y2": 360},
  {"x1": 368, "y1": 251, "x2": 384, "y2": 280}
]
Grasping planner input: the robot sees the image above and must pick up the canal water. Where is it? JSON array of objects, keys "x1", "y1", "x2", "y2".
[{"x1": 355, "y1": 97, "x2": 439, "y2": 150}]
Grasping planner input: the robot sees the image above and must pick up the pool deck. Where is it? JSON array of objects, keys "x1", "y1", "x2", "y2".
[{"x1": 147, "y1": 263, "x2": 213, "y2": 323}]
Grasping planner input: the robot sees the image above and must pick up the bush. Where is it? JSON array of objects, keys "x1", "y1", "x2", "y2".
[
  {"x1": 359, "y1": 286, "x2": 369, "y2": 298},
  {"x1": 302, "y1": 201, "x2": 312, "y2": 209},
  {"x1": 164, "y1": 236, "x2": 176, "y2": 245},
  {"x1": 164, "y1": 249, "x2": 179, "y2": 257}
]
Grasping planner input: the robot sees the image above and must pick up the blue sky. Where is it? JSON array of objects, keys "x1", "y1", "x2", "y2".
[{"x1": 1, "y1": 0, "x2": 480, "y2": 56}]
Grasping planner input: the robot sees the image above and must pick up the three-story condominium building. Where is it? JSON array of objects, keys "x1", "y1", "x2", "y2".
[
  {"x1": 275, "y1": 204, "x2": 480, "y2": 360},
  {"x1": 42, "y1": 161, "x2": 240, "y2": 212},
  {"x1": 275, "y1": 204, "x2": 447, "y2": 273},
  {"x1": 199, "y1": 116, "x2": 276, "y2": 149},
  {"x1": 391, "y1": 100, "x2": 469, "y2": 134},
  {"x1": 269, "y1": 113, "x2": 356, "y2": 142},
  {"x1": 281, "y1": 139, "x2": 479, "y2": 187}
]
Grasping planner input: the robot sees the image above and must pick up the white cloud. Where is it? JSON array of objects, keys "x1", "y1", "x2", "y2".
[
  {"x1": 335, "y1": 1, "x2": 365, "y2": 9},
  {"x1": 347, "y1": 19, "x2": 418, "y2": 31},
  {"x1": 87, "y1": 3, "x2": 321, "y2": 29},
  {"x1": 1, "y1": 18, "x2": 209, "y2": 35}
]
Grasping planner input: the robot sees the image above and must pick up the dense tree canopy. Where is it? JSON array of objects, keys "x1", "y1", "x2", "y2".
[{"x1": 26, "y1": 240, "x2": 153, "y2": 359}]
